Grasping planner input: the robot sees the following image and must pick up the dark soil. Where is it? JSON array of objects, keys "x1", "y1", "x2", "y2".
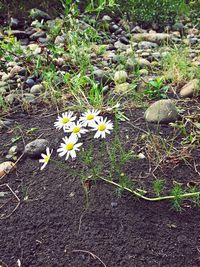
[{"x1": 1, "y1": 106, "x2": 200, "y2": 267}]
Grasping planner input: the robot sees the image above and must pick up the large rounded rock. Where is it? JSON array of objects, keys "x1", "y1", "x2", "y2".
[
  {"x1": 114, "y1": 82, "x2": 130, "y2": 94},
  {"x1": 0, "y1": 161, "x2": 16, "y2": 177},
  {"x1": 30, "y1": 84, "x2": 44, "y2": 95},
  {"x1": 114, "y1": 70, "x2": 128, "y2": 84},
  {"x1": 24, "y1": 139, "x2": 49, "y2": 158},
  {"x1": 179, "y1": 79, "x2": 199, "y2": 98},
  {"x1": 144, "y1": 100, "x2": 179, "y2": 123}
]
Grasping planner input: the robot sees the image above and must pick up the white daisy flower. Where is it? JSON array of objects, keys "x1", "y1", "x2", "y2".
[
  {"x1": 79, "y1": 109, "x2": 101, "y2": 127},
  {"x1": 39, "y1": 147, "x2": 53, "y2": 170},
  {"x1": 91, "y1": 117, "x2": 113, "y2": 139},
  {"x1": 64, "y1": 121, "x2": 88, "y2": 138},
  {"x1": 54, "y1": 111, "x2": 76, "y2": 131},
  {"x1": 57, "y1": 134, "x2": 82, "y2": 160}
]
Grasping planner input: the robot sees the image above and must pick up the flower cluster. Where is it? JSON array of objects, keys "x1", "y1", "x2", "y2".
[{"x1": 39, "y1": 109, "x2": 113, "y2": 170}]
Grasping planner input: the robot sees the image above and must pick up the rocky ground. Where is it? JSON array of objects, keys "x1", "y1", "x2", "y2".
[
  {"x1": 1, "y1": 8, "x2": 200, "y2": 267},
  {"x1": 0, "y1": 9, "x2": 200, "y2": 110}
]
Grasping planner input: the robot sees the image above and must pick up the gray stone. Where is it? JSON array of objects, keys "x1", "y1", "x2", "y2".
[
  {"x1": 114, "y1": 70, "x2": 128, "y2": 84},
  {"x1": 179, "y1": 79, "x2": 199, "y2": 98},
  {"x1": 12, "y1": 66, "x2": 26, "y2": 77},
  {"x1": 24, "y1": 139, "x2": 49, "y2": 158},
  {"x1": 8, "y1": 30, "x2": 28, "y2": 39},
  {"x1": 102, "y1": 85, "x2": 109, "y2": 93},
  {"x1": 27, "y1": 44, "x2": 42, "y2": 55},
  {"x1": 2, "y1": 73, "x2": 11, "y2": 81},
  {"x1": 152, "y1": 22, "x2": 159, "y2": 31},
  {"x1": 0, "y1": 119, "x2": 14, "y2": 130},
  {"x1": 139, "y1": 69, "x2": 149, "y2": 76},
  {"x1": 10, "y1": 17, "x2": 20, "y2": 29},
  {"x1": 53, "y1": 58, "x2": 65, "y2": 67},
  {"x1": 131, "y1": 26, "x2": 145, "y2": 33},
  {"x1": 115, "y1": 28, "x2": 122, "y2": 35},
  {"x1": 0, "y1": 81, "x2": 8, "y2": 92},
  {"x1": 21, "y1": 38, "x2": 29, "y2": 46},
  {"x1": 114, "y1": 82, "x2": 130, "y2": 94},
  {"x1": 138, "y1": 41, "x2": 158, "y2": 50},
  {"x1": 29, "y1": 8, "x2": 51, "y2": 21},
  {"x1": 126, "y1": 57, "x2": 151, "y2": 71},
  {"x1": 171, "y1": 37, "x2": 181, "y2": 44},
  {"x1": 23, "y1": 93, "x2": 36, "y2": 103},
  {"x1": 5, "y1": 94, "x2": 18, "y2": 105},
  {"x1": 102, "y1": 15, "x2": 112, "y2": 22},
  {"x1": 93, "y1": 69, "x2": 110, "y2": 85},
  {"x1": 54, "y1": 35, "x2": 65, "y2": 46},
  {"x1": 38, "y1": 37, "x2": 50, "y2": 44},
  {"x1": 30, "y1": 84, "x2": 44, "y2": 95},
  {"x1": 136, "y1": 58, "x2": 151, "y2": 68},
  {"x1": 26, "y1": 78, "x2": 35, "y2": 87},
  {"x1": 144, "y1": 99, "x2": 179, "y2": 123},
  {"x1": 109, "y1": 24, "x2": 119, "y2": 33},
  {"x1": 0, "y1": 87, "x2": 7, "y2": 94},
  {"x1": 189, "y1": 37, "x2": 199, "y2": 45},
  {"x1": 151, "y1": 52, "x2": 161, "y2": 60},
  {"x1": 120, "y1": 36, "x2": 130, "y2": 45},
  {"x1": 114, "y1": 40, "x2": 128, "y2": 51},
  {"x1": 111, "y1": 202, "x2": 118, "y2": 208},
  {"x1": 132, "y1": 33, "x2": 171, "y2": 44},
  {"x1": 172, "y1": 22, "x2": 187, "y2": 37},
  {"x1": 6, "y1": 62, "x2": 17, "y2": 68},
  {"x1": 30, "y1": 30, "x2": 46, "y2": 41},
  {"x1": 6, "y1": 145, "x2": 18, "y2": 160}
]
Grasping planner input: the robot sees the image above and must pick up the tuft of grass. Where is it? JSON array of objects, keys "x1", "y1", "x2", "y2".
[
  {"x1": 153, "y1": 179, "x2": 165, "y2": 197},
  {"x1": 170, "y1": 183, "x2": 184, "y2": 211},
  {"x1": 161, "y1": 46, "x2": 196, "y2": 86}
]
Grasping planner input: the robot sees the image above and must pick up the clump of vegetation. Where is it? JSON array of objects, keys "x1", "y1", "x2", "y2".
[
  {"x1": 117, "y1": 0, "x2": 189, "y2": 25},
  {"x1": 144, "y1": 77, "x2": 169, "y2": 99},
  {"x1": 161, "y1": 46, "x2": 196, "y2": 85}
]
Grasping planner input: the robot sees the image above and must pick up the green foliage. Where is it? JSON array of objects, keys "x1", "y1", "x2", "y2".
[
  {"x1": 171, "y1": 183, "x2": 184, "y2": 210},
  {"x1": 189, "y1": 0, "x2": 200, "y2": 25},
  {"x1": 161, "y1": 46, "x2": 195, "y2": 85},
  {"x1": 153, "y1": 179, "x2": 165, "y2": 197},
  {"x1": 0, "y1": 95, "x2": 7, "y2": 111},
  {"x1": 117, "y1": 0, "x2": 189, "y2": 25},
  {"x1": 144, "y1": 78, "x2": 169, "y2": 99}
]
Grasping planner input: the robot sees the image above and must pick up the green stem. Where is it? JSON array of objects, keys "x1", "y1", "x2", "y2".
[{"x1": 98, "y1": 176, "x2": 200, "y2": 202}]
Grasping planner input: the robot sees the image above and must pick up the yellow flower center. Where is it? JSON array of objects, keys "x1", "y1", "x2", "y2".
[
  {"x1": 66, "y1": 143, "x2": 74, "y2": 151},
  {"x1": 72, "y1": 126, "x2": 80, "y2": 133},
  {"x1": 86, "y1": 114, "x2": 94, "y2": 120},
  {"x1": 44, "y1": 155, "x2": 50, "y2": 163},
  {"x1": 62, "y1": 117, "x2": 69, "y2": 124},
  {"x1": 98, "y1": 124, "x2": 106, "y2": 131}
]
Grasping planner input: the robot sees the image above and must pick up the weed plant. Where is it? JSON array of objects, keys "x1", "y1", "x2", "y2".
[
  {"x1": 38, "y1": 109, "x2": 200, "y2": 211},
  {"x1": 144, "y1": 77, "x2": 169, "y2": 99},
  {"x1": 161, "y1": 46, "x2": 196, "y2": 85}
]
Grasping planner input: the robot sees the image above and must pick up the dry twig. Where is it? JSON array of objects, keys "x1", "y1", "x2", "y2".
[
  {"x1": 0, "y1": 183, "x2": 20, "y2": 220},
  {"x1": 72, "y1": 249, "x2": 107, "y2": 267}
]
